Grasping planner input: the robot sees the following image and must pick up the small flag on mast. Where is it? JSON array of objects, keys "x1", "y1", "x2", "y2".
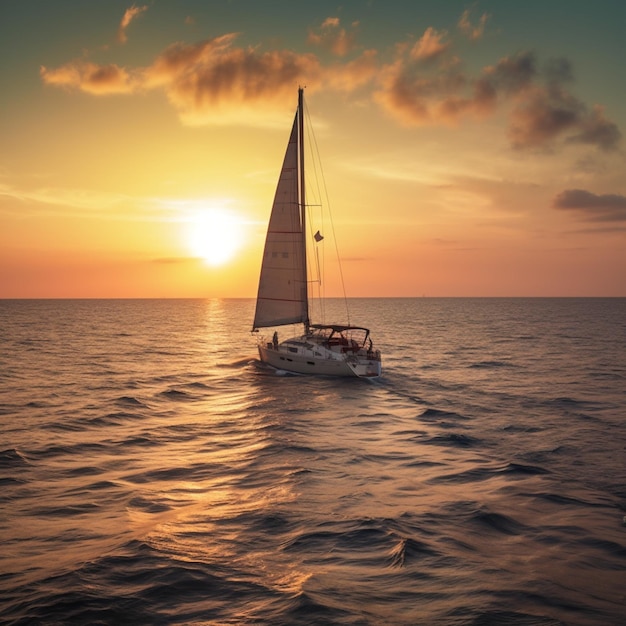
[{"x1": 314, "y1": 230, "x2": 324, "y2": 242}]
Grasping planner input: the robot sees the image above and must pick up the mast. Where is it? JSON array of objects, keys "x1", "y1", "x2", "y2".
[{"x1": 298, "y1": 87, "x2": 310, "y2": 329}]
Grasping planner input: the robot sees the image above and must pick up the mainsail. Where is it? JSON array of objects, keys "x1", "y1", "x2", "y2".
[{"x1": 252, "y1": 110, "x2": 308, "y2": 329}]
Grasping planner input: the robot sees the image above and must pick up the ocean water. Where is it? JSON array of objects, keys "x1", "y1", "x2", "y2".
[{"x1": 1, "y1": 298, "x2": 625, "y2": 626}]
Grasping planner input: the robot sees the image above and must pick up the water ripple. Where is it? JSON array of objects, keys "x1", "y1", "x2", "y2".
[{"x1": 1, "y1": 298, "x2": 624, "y2": 625}]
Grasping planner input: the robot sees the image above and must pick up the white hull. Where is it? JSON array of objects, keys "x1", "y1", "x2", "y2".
[{"x1": 257, "y1": 334, "x2": 381, "y2": 378}]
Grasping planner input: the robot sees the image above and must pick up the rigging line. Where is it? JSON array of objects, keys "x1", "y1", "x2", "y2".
[
  {"x1": 303, "y1": 100, "x2": 325, "y2": 323},
  {"x1": 303, "y1": 97, "x2": 351, "y2": 326}
]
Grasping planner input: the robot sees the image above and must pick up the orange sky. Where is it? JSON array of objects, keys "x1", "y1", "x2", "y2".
[{"x1": 1, "y1": 1, "x2": 625, "y2": 297}]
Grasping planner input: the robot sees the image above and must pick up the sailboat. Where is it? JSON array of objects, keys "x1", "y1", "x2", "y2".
[{"x1": 252, "y1": 88, "x2": 382, "y2": 378}]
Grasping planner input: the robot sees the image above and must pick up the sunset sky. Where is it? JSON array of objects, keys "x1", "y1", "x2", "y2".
[{"x1": 1, "y1": 0, "x2": 625, "y2": 298}]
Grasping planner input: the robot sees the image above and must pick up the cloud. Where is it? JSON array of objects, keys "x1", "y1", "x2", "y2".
[
  {"x1": 508, "y1": 84, "x2": 621, "y2": 152},
  {"x1": 40, "y1": 61, "x2": 135, "y2": 94},
  {"x1": 144, "y1": 34, "x2": 325, "y2": 125},
  {"x1": 483, "y1": 51, "x2": 537, "y2": 94},
  {"x1": 0, "y1": 181, "x2": 195, "y2": 226},
  {"x1": 376, "y1": 44, "x2": 621, "y2": 152},
  {"x1": 553, "y1": 189, "x2": 626, "y2": 221},
  {"x1": 458, "y1": 9, "x2": 490, "y2": 41},
  {"x1": 38, "y1": 9, "x2": 621, "y2": 148},
  {"x1": 325, "y1": 48, "x2": 378, "y2": 91},
  {"x1": 38, "y1": 31, "x2": 376, "y2": 126},
  {"x1": 543, "y1": 57, "x2": 574, "y2": 84},
  {"x1": 144, "y1": 33, "x2": 376, "y2": 124},
  {"x1": 118, "y1": 4, "x2": 148, "y2": 44},
  {"x1": 567, "y1": 105, "x2": 622, "y2": 150},
  {"x1": 508, "y1": 83, "x2": 584, "y2": 149},
  {"x1": 481, "y1": 54, "x2": 620, "y2": 151},
  {"x1": 0, "y1": 181, "x2": 136, "y2": 220},
  {"x1": 375, "y1": 36, "x2": 495, "y2": 126},
  {"x1": 308, "y1": 17, "x2": 358, "y2": 57},
  {"x1": 410, "y1": 27, "x2": 449, "y2": 61},
  {"x1": 376, "y1": 49, "x2": 539, "y2": 127}
]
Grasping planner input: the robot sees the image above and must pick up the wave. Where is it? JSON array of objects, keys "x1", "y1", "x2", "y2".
[
  {"x1": 0, "y1": 447, "x2": 30, "y2": 468},
  {"x1": 3, "y1": 298, "x2": 625, "y2": 626},
  {"x1": 115, "y1": 395, "x2": 148, "y2": 408},
  {"x1": 524, "y1": 491, "x2": 602, "y2": 508},
  {"x1": 418, "y1": 407, "x2": 470, "y2": 421},
  {"x1": 185, "y1": 381, "x2": 211, "y2": 390},
  {"x1": 87, "y1": 411, "x2": 145, "y2": 427},
  {"x1": 158, "y1": 388, "x2": 197, "y2": 402},
  {"x1": 499, "y1": 462, "x2": 549, "y2": 476},
  {"x1": 387, "y1": 537, "x2": 439, "y2": 568},
  {"x1": 470, "y1": 510, "x2": 527, "y2": 535},
  {"x1": 429, "y1": 466, "x2": 498, "y2": 484},
  {"x1": 24, "y1": 442, "x2": 108, "y2": 461},
  {"x1": 423, "y1": 432, "x2": 480, "y2": 447},
  {"x1": 469, "y1": 360, "x2": 516, "y2": 369},
  {"x1": 462, "y1": 610, "x2": 563, "y2": 625},
  {"x1": 218, "y1": 357, "x2": 261, "y2": 370},
  {"x1": 27, "y1": 501, "x2": 102, "y2": 518}
]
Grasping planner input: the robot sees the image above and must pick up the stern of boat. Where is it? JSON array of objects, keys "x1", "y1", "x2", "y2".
[{"x1": 346, "y1": 355, "x2": 382, "y2": 378}]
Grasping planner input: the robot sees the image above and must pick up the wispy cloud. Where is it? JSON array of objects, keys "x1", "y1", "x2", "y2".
[
  {"x1": 118, "y1": 4, "x2": 148, "y2": 44},
  {"x1": 458, "y1": 9, "x2": 490, "y2": 41},
  {"x1": 410, "y1": 27, "x2": 450, "y2": 61},
  {"x1": 40, "y1": 61, "x2": 136, "y2": 94},
  {"x1": 0, "y1": 182, "x2": 187, "y2": 224},
  {"x1": 553, "y1": 189, "x2": 626, "y2": 221},
  {"x1": 0, "y1": 182, "x2": 132, "y2": 213},
  {"x1": 308, "y1": 17, "x2": 359, "y2": 57}
]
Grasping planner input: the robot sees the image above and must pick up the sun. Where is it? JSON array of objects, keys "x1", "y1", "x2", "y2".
[{"x1": 186, "y1": 207, "x2": 244, "y2": 266}]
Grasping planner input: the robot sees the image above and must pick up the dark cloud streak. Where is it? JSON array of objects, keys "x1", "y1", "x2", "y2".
[{"x1": 553, "y1": 189, "x2": 626, "y2": 221}]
